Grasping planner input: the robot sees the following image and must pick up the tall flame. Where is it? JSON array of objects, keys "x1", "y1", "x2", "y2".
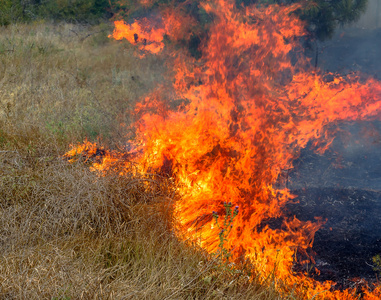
[{"x1": 69, "y1": 0, "x2": 381, "y2": 298}]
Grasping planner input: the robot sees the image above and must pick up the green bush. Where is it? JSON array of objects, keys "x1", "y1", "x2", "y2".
[
  {"x1": 39, "y1": 0, "x2": 112, "y2": 23},
  {"x1": 0, "y1": 0, "x2": 26, "y2": 25},
  {"x1": 0, "y1": 0, "x2": 114, "y2": 25},
  {"x1": 239, "y1": 0, "x2": 369, "y2": 40}
]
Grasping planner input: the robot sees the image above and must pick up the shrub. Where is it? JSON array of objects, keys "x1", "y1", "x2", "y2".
[
  {"x1": 0, "y1": 0, "x2": 114, "y2": 25},
  {"x1": 38, "y1": 0, "x2": 113, "y2": 23},
  {"x1": 0, "y1": 0, "x2": 26, "y2": 25}
]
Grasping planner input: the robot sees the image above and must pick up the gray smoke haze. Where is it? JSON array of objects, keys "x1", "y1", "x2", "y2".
[{"x1": 289, "y1": 1, "x2": 381, "y2": 191}]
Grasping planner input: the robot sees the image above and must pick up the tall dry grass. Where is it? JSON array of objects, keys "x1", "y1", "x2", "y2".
[
  {"x1": 0, "y1": 21, "x2": 166, "y2": 147},
  {"x1": 0, "y1": 21, "x2": 291, "y2": 299}
]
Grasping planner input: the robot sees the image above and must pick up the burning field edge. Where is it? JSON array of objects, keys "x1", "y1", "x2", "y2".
[
  {"x1": 0, "y1": 21, "x2": 287, "y2": 299},
  {"x1": 3, "y1": 0, "x2": 381, "y2": 298},
  {"x1": 68, "y1": 1, "x2": 381, "y2": 299}
]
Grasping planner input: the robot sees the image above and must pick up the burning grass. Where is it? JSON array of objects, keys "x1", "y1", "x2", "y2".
[
  {"x1": 0, "y1": 21, "x2": 287, "y2": 299},
  {"x1": 2, "y1": 2, "x2": 381, "y2": 297},
  {"x1": 65, "y1": 0, "x2": 381, "y2": 298},
  {"x1": 0, "y1": 133, "x2": 283, "y2": 299}
]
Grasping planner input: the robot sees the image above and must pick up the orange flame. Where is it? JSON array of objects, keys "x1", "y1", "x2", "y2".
[
  {"x1": 111, "y1": 19, "x2": 166, "y2": 54},
  {"x1": 110, "y1": 6, "x2": 197, "y2": 57},
  {"x1": 68, "y1": 0, "x2": 381, "y2": 298}
]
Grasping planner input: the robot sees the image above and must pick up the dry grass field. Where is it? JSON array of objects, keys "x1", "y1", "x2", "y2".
[{"x1": 0, "y1": 21, "x2": 287, "y2": 299}]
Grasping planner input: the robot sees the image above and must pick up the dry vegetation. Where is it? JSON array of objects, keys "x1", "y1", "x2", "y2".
[{"x1": 0, "y1": 21, "x2": 291, "y2": 299}]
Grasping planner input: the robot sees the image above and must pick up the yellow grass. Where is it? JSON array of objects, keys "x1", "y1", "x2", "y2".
[{"x1": 0, "y1": 21, "x2": 291, "y2": 299}]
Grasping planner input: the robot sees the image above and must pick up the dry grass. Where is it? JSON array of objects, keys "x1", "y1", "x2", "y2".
[
  {"x1": 0, "y1": 21, "x2": 289, "y2": 299},
  {"x1": 0, "y1": 145, "x2": 280, "y2": 300},
  {"x1": 0, "y1": 20, "x2": 166, "y2": 147}
]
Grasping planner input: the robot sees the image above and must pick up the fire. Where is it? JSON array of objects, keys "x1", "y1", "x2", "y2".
[
  {"x1": 67, "y1": 0, "x2": 381, "y2": 298},
  {"x1": 110, "y1": 7, "x2": 197, "y2": 56},
  {"x1": 111, "y1": 19, "x2": 166, "y2": 54}
]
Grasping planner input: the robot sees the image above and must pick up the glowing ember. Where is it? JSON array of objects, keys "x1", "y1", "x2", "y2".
[{"x1": 67, "y1": 0, "x2": 381, "y2": 298}]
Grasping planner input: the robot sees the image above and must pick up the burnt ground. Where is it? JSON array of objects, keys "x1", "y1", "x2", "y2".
[
  {"x1": 284, "y1": 123, "x2": 381, "y2": 288},
  {"x1": 284, "y1": 124, "x2": 381, "y2": 287},
  {"x1": 284, "y1": 23, "x2": 381, "y2": 287},
  {"x1": 287, "y1": 188, "x2": 381, "y2": 288}
]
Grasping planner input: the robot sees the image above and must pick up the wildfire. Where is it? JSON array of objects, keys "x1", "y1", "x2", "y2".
[
  {"x1": 111, "y1": 19, "x2": 166, "y2": 54},
  {"x1": 67, "y1": 0, "x2": 381, "y2": 298}
]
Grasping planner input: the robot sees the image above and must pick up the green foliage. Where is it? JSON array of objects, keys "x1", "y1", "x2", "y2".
[
  {"x1": 39, "y1": 0, "x2": 112, "y2": 23},
  {"x1": 298, "y1": 0, "x2": 368, "y2": 40},
  {"x1": 212, "y1": 202, "x2": 239, "y2": 263},
  {"x1": 251, "y1": 0, "x2": 369, "y2": 40},
  {"x1": 372, "y1": 254, "x2": 381, "y2": 274},
  {"x1": 0, "y1": 0, "x2": 26, "y2": 25},
  {"x1": 0, "y1": 129, "x2": 8, "y2": 147},
  {"x1": 0, "y1": 0, "x2": 370, "y2": 42},
  {"x1": 0, "y1": 0, "x2": 116, "y2": 25}
]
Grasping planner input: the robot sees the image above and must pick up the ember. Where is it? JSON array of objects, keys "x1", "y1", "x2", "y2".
[{"x1": 66, "y1": 0, "x2": 381, "y2": 298}]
